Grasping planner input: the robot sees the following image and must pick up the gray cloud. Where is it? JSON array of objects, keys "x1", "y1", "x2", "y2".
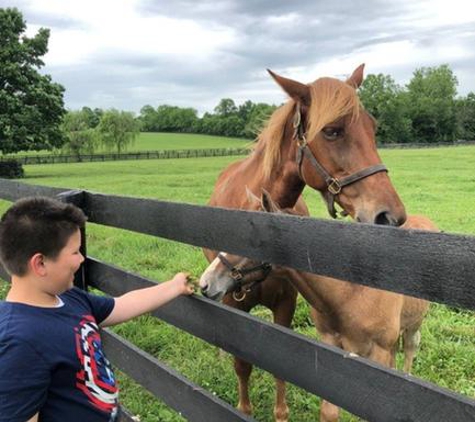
[{"x1": 14, "y1": 0, "x2": 475, "y2": 113}]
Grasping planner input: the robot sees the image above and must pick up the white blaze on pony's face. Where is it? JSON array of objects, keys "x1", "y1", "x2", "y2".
[
  {"x1": 200, "y1": 252, "x2": 271, "y2": 301},
  {"x1": 200, "y1": 253, "x2": 236, "y2": 301}
]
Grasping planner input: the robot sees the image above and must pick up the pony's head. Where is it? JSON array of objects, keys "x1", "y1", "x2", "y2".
[
  {"x1": 261, "y1": 64, "x2": 406, "y2": 226},
  {"x1": 200, "y1": 191, "x2": 296, "y2": 301}
]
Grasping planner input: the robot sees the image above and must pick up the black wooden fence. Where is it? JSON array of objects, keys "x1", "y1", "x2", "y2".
[
  {"x1": 2, "y1": 141, "x2": 475, "y2": 166},
  {"x1": 1, "y1": 147, "x2": 248, "y2": 165},
  {"x1": 0, "y1": 179, "x2": 474, "y2": 422}
]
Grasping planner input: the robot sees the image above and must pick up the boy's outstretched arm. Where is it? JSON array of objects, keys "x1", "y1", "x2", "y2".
[{"x1": 101, "y1": 272, "x2": 194, "y2": 327}]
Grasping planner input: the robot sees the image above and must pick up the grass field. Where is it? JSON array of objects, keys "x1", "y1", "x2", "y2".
[
  {"x1": 5, "y1": 132, "x2": 251, "y2": 157},
  {"x1": 0, "y1": 145, "x2": 474, "y2": 421}
]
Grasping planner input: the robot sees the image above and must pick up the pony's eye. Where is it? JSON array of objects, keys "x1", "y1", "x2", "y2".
[{"x1": 322, "y1": 127, "x2": 343, "y2": 141}]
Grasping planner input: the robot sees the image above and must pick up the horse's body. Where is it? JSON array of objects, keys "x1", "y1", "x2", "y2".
[
  {"x1": 201, "y1": 199, "x2": 436, "y2": 421},
  {"x1": 202, "y1": 65, "x2": 406, "y2": 421}
]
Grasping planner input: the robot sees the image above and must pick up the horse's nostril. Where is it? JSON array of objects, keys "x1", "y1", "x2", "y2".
[
  {"x1": 374, "y1": 211, "x2": 396, "y2": 226},
  {"x1": 200, "y1": 286, "x2": 208, "y2": 296}
]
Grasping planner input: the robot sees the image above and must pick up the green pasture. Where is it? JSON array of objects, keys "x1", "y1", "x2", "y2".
[
  {"x1": 1, "y1": 145, "x2": 474, "y2": 421},
  {"x1": 4, "y1": 132, "x2": 251, "y2": 157}
]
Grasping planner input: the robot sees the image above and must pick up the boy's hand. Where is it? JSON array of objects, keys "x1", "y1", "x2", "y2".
[{"x1": 172, "y1": 272, "x2": 195, "y2": 296}]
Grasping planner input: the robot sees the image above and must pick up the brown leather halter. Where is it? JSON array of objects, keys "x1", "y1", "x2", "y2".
[
  {"x1": 293, "y1": 103, "x2": 388, "y2": 218},
  {"x1": 217, "y1": 253, "x2": 272, "y2": 302}
]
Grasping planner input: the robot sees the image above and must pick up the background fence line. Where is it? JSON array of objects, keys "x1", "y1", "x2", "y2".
[
  {"x1": 0, "y1": 147, "x2": 249, "y2": 165},
  {"x1": 1, "y1": 140, "x2": 474, "y2": 165}
]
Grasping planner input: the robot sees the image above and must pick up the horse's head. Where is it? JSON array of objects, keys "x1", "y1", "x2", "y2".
[
  {"x1": 200, "y1": 191, "x2": 295, "y2": 301},
  {"x1": 200, "y1": 252, "x2": 273, "y2": 301},
  {"x1": 267, "y1": 64, "x2": 406, "y2": 226}
]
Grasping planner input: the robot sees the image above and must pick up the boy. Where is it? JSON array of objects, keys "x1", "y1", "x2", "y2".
[{"x1": 0, "y1": 196, "x2": 194, "y2": 422}]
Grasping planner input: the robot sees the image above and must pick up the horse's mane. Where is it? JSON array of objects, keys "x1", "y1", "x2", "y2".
[{"x1": 258, "y1": 77, "x2": 361, "y2": 179}]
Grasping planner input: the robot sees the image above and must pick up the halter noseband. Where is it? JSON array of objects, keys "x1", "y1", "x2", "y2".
[
  {"x1": 293, "y1": 104, "x2": 388, "y2": 218},
  {"x1": 217, "y1": 253, "x2": 272, "y2": 302}
]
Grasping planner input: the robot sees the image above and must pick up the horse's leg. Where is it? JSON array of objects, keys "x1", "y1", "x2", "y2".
[
  {"x1": 319, "y1": 333, "x2": 343, "y2": 422},
  {"x1": 223, "y1": 295, "x2": 255, "y2": 415},
  {"x1": 402, "y1": 328, "x2": 421, "y2": 373},
  {"x1": 234, "y1": 357, "x2": 253, "y2": 415},
  {"x1": 271, "y1": 294, "x2": 297, "y2": 422},
  {"x1": 368, "y1": 343, "x2": 394, "y2": 367}
]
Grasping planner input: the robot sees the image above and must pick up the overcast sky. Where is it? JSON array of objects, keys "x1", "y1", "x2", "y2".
[{"x1": 8, "y1": 0, "x2": 475, "y2": 115}]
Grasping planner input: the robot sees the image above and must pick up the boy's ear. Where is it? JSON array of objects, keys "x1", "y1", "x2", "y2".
[{"x1": 30, "y1": 253, "x2": 47, "y2": 277}]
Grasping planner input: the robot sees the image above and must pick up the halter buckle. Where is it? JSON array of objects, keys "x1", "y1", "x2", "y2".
[
  {"x1": 328, "y1": 178, "x2": 342, "y2": 195},
  {"x1": 296, "y1": 135, "x2": 307, "y2": 148},
  {"x1": 231, "y1": 268, "x2": 243, "y2": 281}
]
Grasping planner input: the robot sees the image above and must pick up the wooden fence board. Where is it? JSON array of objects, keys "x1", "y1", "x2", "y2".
[
  {"x1": 88, "y1": 258, "x2": 475, "y2": 422},
  {"x1": 118, "y1": 407, "x2": 139, "y2": 422},
  {"x1": 102, "y1": 330, "x2": 255, "y2": 422},
  {"x1": 84, "y1": 192, "x2": 475, "y2": 310},
  {"x1": 0, "y1": 180, "x2": 66, "y2": 201},
  {"x1": 1, "y1": 181, "x2": 474, "y2": 311}
]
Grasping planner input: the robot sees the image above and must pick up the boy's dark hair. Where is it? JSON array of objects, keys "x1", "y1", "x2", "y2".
[{"x1": 0, "y1": 196, "x2": 87, "y2": 276}]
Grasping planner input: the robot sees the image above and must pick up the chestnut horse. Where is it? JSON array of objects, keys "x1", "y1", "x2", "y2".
[
  {"x1": 202, "y1": 65, "x2": 406, "y2": 421},
  {"x1": 200, "y1": 192, "x2": 436, "y2": 422}
]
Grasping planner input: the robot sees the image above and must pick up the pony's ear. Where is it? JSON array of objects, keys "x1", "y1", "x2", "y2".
[
  {"x1": 245, "y1": 186, "x2": 261, "y2": 207},
  {"x1": 267, "y1": 69, "x2": 311, "y2": 106},
  {"x1": 261, "y1": 189, "x2": 281, "y2": 213},
  {"x1": 346, "y1": 64, "x2": 365, "y2": 88}
]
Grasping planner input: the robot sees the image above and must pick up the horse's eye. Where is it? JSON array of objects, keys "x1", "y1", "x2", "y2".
[{"x1": 322, "y1": 127, "x2": 343, "y2": 141}]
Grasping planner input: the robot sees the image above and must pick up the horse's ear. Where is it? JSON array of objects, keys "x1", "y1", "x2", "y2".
[
  {"x1": 346, "y1": 64, "x2": 365, "y2": 88},
  {"x1": 267, "y1": 69, "x2": 311, "y2": 106},
  {"x1": 245, "y1": 186, "x2": 261, "y2": 207},
  {"x1": 261, "y1": 189, "x2": 281, "y2": 213}
]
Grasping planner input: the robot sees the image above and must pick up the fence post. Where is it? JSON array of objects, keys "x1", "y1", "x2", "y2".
[{"x1": 56, "y1": 190, "x2": 88, "y2": 291}]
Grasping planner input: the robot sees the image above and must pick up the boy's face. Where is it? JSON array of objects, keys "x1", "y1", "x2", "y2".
[{"x1": 43, "y1": 229, "x2": 84, "y2": 294}]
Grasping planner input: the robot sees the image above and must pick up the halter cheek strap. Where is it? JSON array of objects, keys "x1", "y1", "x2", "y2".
[
  {"x1": 217, "y1": 253, "x2": 272, "y2": 301},
  {"x1": 293, "y1": 104, "x2": 388, "y2": 218}
]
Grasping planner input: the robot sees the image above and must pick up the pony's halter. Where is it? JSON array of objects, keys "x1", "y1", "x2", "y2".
[
  {"x1": 217, "y1": 253, "x2": 272, "y2": 302},
  {"x1": 293, "y1": 104, "x2": 388, "y2": 218}
]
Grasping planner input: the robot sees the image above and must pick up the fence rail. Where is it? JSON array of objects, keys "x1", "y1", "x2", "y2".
[
  {"x1": 377, "y1": 140, "x2": 475, "y2": 148},
  {"x1": 1, "y1": 140, "x2": 475, "y2": 165},
  {"x1": 1, "y1": 148, "x2": 249, "y2": 165},
  {"x1": 0, "y1": 179, "x2": 474, "y2": 422}
]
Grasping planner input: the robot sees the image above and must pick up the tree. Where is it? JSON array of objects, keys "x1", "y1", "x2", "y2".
[
  {"x1": 61, "y1": 110, "x2": 97, "y2": 160},
  {"x1": 97, "y1": 109, "x2": 140, "y2": 154},
  {"x1": 153, "y1": 105, "x2": 198, "y2": 133},
  {"x1": 214, "y1": 98, "x2": 238, "y2": 117},
  {"x1": 455, "y1": 92, "x2": 475, "y2": 141},
  {"x1": 0, "y1": 7, "x2": 65, "y2": 154},
  {"x1": 405, "y1": 64, "x2": 458, "y2": 143},
  {"x1": 243, "y1": 103, "x2": 277, "y2": 139},
  {"x1": 80, "y1": 106, "x2": 101, "y2": 128},
  {"x1": 139, "y1": 105, "x2": 158, "y2": 132},
  {"x1": 359, "y1": 74, "x2": 412, "y2": 144}
]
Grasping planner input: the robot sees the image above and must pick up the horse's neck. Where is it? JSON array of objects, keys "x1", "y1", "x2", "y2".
[
  {"x1": 210, "y1": 125, "x2": 304, "y2": 210},
  {"x1": 253, "y1": 133, "x2": 305, "y2": 209},
  {"x1": 281, "y1": 268, "x2": 364, "y2": 315}
]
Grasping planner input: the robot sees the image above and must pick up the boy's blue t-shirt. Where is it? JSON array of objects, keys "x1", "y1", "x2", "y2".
[{"x1": 0, "y1": 287, "x2": 118, "y2": 422}]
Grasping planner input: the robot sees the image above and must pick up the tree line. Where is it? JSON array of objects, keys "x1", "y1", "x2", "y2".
[
  {"x1": 1, "y1": 6, "x2": 475, "y2": 164},
  {"x1": 358, "y1": 65, "x2": 475, "y2": 144},
  {"x1": 139, "y1": 100, "x2": 277, "y2": 139},
  {"x1": 137, "y1": 64, "x2": 475, "y2": 144}
]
